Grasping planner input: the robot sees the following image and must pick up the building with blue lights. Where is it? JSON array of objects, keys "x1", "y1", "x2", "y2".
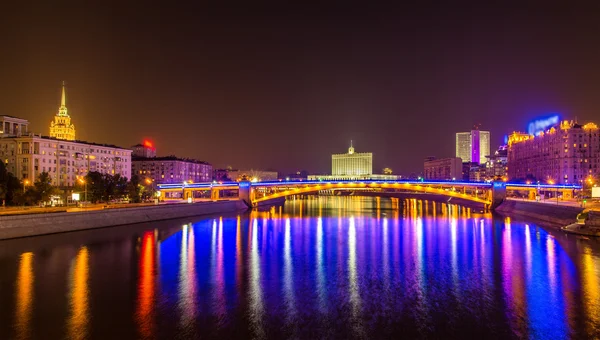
[{"x1": 508, "y1": 120, "x2": 599, "y2": 184}]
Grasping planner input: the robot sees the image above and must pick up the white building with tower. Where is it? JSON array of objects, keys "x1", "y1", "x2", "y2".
[
  {"x1": 308, "y1": 141, "x2": 397, "y2": 181},
  {"x1": 332, "y1": 141, "x2": 373, "y2": 176},
  {"x1": 0, "y1": 83, "x2": 132, "y2": 187}
]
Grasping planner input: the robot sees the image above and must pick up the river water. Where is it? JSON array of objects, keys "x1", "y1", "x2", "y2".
[{"x1": 0, "y1": 197, "x2": 599, "y2": 339}]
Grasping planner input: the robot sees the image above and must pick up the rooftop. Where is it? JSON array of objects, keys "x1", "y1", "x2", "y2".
[
  {"x1": 0, "y1": 133, "x2": 131, "y2": 150},
  {"x1": 0, "y1": 115, "x2": 29, "y2": 121},
  {"x1": 132, "y1": 155, "x2": 210, "y2": 165}
]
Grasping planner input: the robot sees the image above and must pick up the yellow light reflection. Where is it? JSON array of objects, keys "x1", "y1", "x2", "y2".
[
  {"x1": 68, "y1": 247, "x2": 90, "y2": 340},
  {"x1": 15, "y1": 252, "x2": 34, "y2": 340},
  {"x1": 582, "y1": 248, "x2": 600, "y2": 332}
]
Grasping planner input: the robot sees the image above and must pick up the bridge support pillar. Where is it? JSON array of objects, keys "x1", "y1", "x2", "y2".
[
  {"x1": 211, "y1": 188, "x2": 220, "y2": 201},
  {"x1": 491, "y1": 181, "x2": 507, "y2": 210},
  {"x1": 239, "y1": 181, "x2": 253, "y2": 208}
]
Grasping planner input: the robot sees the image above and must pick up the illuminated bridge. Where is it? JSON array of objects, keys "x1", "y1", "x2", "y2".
[{"x1": 157, "y1": 180, "x2": 581, "y2": 210}]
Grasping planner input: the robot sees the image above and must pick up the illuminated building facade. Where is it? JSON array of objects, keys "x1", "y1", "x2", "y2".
[
  {"x1": 132, "y1": 156, "x2": 212, "y2": 184},
  {"x1": 508, "y1": 120, "x2": 600, "y2": 184},
  {"x1": 131, "y1": 142, "x2": 211, "y2": 184},
  {"x1": 485, "y1": 145, "x2": 508, "y2": 180},
  {"x1": 0, "y1": 129, "x2": 132, "y2": 186},
  {"x1": 332, "y1": 142, "x2": 373, "y2": 176},
  {"x1": 49, "y1": 83, "x2": 76, "y2": 141},
  {"x1": 423, "y1": 157, "x2": 462, "y2": 180},
  {"x1": 455, "y1": 130, "x2": 490, "y2": 164}
]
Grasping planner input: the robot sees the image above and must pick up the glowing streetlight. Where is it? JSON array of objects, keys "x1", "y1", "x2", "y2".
[{"x1": 77, "y1": 176, "x2": 87, "y2": 202}]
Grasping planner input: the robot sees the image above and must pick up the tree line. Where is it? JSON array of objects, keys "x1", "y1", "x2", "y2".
[{"x1": 1, "y1": 161, "x2": 155, "y2": 206}]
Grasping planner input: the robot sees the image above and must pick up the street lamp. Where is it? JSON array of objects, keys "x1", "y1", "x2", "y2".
[{"x1": 78, "y1": 177, "x2": 87, "y2": 203}]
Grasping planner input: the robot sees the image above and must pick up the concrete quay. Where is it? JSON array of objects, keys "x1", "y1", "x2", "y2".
[
  {"x1": 0, "y1": 200, "x2": 248, "y2": 240},
  {"x1": 495, "y1": 199, "x2": 584, "y2": 227}
]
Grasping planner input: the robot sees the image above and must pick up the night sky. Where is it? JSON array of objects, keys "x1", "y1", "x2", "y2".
[{"x1": 3, "y1": 3, "x2": 600, "y2": 175}]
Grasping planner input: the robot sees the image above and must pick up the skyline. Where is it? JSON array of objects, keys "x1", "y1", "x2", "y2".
[{"x1": 3, "y1": 4, "x2": 600, "y2": 174}]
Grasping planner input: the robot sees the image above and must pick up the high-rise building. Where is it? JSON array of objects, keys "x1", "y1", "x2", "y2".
[
  {"x1": 423, "y1": 157, "x2": 462, "y2": 180},
  {"x1": 332, "y1": 141, "x2": 372, "y2": 176},
  {"x1": 508, "y1": 120, "x2": 600, "y2": 184},
  {"x1": 455, "y1": 130, "x2": 490, "y2": 164},
  {"x1": 49, "y1": 82, "x2": 76, "y2": 141},
  {"x1": 1, "y1": 83, "x2": 131, "y2": 186}
]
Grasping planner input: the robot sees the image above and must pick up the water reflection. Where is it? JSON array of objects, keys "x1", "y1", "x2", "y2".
[
  {"x1": 14, "y1": 252, "x2": 34, "y2": 340},
  {"x1": 582, "y1": 246, "x2": 600, "y2": 335},
  {"x1": 136, "y1": 232, "x2": 156, "y2": 338},
  {"x1": 347, "y1": 217, "x2": 363, "y2": 336},
  {"x1": 2, "y1": 197, "x2": 600, "y2": 339},
  {"x1": 178, "y1": 224, "x2": 197, "y2": 335},
  {"x1": 68, "y1": 247, "x2": 89, "y2": 340},
  {"x1": 283, "y1": 218, "x2": 297, "y2": 325},
  {"x1": 249, "y1": 217, "x2": 265, "y2": 338}
]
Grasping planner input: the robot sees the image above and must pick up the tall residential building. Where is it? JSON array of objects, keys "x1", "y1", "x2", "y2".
[
  {"x1": 455, "y1": 130, "x2": 490, "y2": 164},
  {"x1": 508, "y1": 120, "x2": 600, "y2": 184},
  {"x1": 423, "y1": 157, "x2": 462, "y2": 180},
  {"x1": 0, "y1": 127, "x2": 132, "y2": 186},
  {"x1": 131, "y1": 142, "x2": 212, "y2": 184},
  {"x1": 332, "y1": 142, "x2": 373, "y2": 176},
  {"x1": 49, "y1": 82, "x2": 76, "y2": 141}
]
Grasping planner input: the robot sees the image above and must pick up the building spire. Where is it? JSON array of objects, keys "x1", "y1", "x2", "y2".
[
  {"x1": 348, "y1": 140, "x2": 355, "y2": 154},
  {"x1": 61, "y1": 81, "x2": 66, "y2": 108},
  {"x1": 57, "y1": 81, "x2": 69, "y2": 117}
]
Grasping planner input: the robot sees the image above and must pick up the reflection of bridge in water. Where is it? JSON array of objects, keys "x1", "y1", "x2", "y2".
[{"x1": 157, "y1": 180, "x2": 581, "y2": 211}]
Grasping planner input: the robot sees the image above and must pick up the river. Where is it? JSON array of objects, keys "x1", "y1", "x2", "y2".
[{"x1": 0, "y1": 196, "x2": 599, "y2": 339}]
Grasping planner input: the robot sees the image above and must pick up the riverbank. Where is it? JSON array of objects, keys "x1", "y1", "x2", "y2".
[
  {"x1": 0, "y1": 200, "x2": 248, "y2": 240},
  {"x1": 494, "y1": 199, "x2": 584, "y2": 228}
]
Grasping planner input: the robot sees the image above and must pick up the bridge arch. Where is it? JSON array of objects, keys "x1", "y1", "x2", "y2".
[{"x1": 249, "y1": 181, "x2": 492, "y2": 208}]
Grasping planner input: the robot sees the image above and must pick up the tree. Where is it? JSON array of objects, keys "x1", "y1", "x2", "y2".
[
  {"x1": 85, "y1": 171, "x2": 106, "y2": 203},
  {"x1": 0, "y1": 162, "x2": 23, "y2": 206},
  {"x1": 0, "y1": 162, "x2": 8, "y2": 206},
  {"x1": 33, "y1": 172, "x2": 59, "y2": 204},
  {"x1": 103, "y1": 174, "x2": 128, "y2": 202},
  {"x1": 127, "y1": 175, "x2": 143, "y2": 203}
]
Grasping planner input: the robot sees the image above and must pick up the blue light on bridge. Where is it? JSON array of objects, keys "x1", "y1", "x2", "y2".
[{"x1": 157, "y1": 179, "x2": 581, "y2": 190}]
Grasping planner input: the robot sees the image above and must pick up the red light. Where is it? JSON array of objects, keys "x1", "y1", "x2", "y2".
[{"x1": 143, "y1": 140, "x2": 154, "y2": 148}]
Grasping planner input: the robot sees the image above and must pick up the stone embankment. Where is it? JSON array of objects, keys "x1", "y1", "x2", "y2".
[
  {"x1": 494, "y1": 200, "x2": 584, "y2": 227},
  {"x1": 0, "y1": 200, "x2": 248, "y2": 240}
]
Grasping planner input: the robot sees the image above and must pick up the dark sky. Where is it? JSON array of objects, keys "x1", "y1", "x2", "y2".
[{"x1": 2, "y1": 3, "x2": 600, "y2": 175}]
